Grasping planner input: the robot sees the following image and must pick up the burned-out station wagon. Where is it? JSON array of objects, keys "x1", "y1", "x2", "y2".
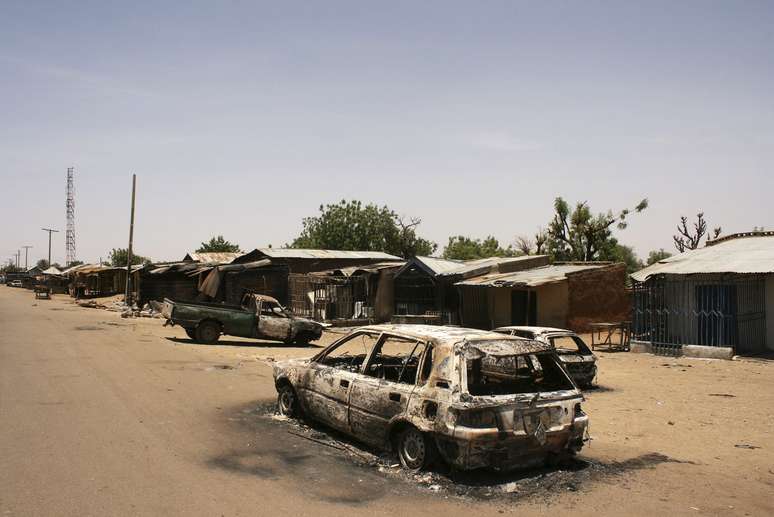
[{"x1": 273, "y1": 324, "x2": 589, "y2": 471}]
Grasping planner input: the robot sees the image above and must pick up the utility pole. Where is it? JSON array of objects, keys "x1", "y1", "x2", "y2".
[
  {"x1": 22, "y1": 246, "x2": 33, "y2": 269},
  {"x1": 41, "y1": 228, "x2": 59, "y2": 266},
  {"x1": 124, "y1": 174, "x2": 137, "y2": 306},
  {"x1": 15, "y1": 250, "x2": 20, "y2": 269}
]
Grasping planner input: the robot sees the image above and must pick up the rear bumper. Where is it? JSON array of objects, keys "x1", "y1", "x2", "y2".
[{"x1": 436, "y1": 417, "x2": 588, "y2": 471}]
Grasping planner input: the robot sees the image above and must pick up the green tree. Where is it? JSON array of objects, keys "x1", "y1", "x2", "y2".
[
  {"x1": 66, "y1": 260, "x2": 84, "y2": 268},
  {"x1": 108, "y1": 248, "x2": 151, "y2": 266},
  {"x1": 291, "y1": 200, "x2": 436, "y2": 258},
  {"x1": 442, "y1": 235, "x2": 518, "y2": 260},
  {"x1": 545, "y1": 197, "x2": 648, "y2": 261},
  {"x1": 1, "y1": 261, "x2": 22, "y2": 273},
  {"x1": 36, "y1": 259, "x2": 49, "y2": 270},
  {"x1": 196, "y1": 235, "x2": 241, "y2": 253},
  {"x1": 646, "y1": 248, "x2": 672, "y2": 265},
  {"x1": 611, "y1": 244, "x2": 643, "y2": 275}
]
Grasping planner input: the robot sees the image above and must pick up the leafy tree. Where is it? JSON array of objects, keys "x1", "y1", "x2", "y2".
[
  {"x1": 36, "y1": 259, "x2": 49, "y2": 270},
  {"x1": 291, "y1": 200, "x2": 436, "y2": 258},
  {"x1": 673, "y1": 213, "x2": 721, "y2": 252},
  {"x1": 196, "y1": 235, "x2": 240, "y2": 253},
  {"x1": 66, "y1": 260, "x2": 84, "y2": 268},
  {"x1": 646, "y1": 248, "x2": 672, "y2": 265},
  {"x1": 611, "y1": 244, "x2": 643, "y2": 275},
  {"x1": 442, "y1": 236, "x2": 518, "y2": 260},
  {"x1": 108, "y1": 248, "x2": 151, "y2": 266},
  {"x1": 514, "y1": 230, "x2": 548, "y2": 255},
  {"x1": 1, "y1": 261, "x2": 22, "y2": 273},
  {"x1": 545, "y1": 197, "x2": 648, "y2": 261}
]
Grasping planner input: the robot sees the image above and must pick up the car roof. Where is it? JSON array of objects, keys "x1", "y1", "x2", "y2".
[
  {"x1": 494, "y1": 325, "x2": 578, "y2": 336},
  {"x1": 355, "y1": 324, "x2": 554, "y2": 353}
]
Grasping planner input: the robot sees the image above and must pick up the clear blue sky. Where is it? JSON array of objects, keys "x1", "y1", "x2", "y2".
[{"x1": 1, "y1": 1, "x2": 772, "y2": 266}]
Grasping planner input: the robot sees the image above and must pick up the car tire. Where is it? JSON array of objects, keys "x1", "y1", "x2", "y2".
[
  {"x1": 293, "y1": 332, "x2": 311, "y2": 346},
  {"x1": 184, "y1": 328, "x2": 197, "y2": 340},
  {"x1": 277, "y1": 383, "x2": 301, "y2": 418},
  {"x1": 195, "y1": 321, "x2": 220, "y2": 344},
  {"x1": 397, "y1": 426, "x2": 435, "y2": 471}
]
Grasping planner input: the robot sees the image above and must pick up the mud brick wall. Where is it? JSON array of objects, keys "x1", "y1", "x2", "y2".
[{"x1": 566, "y1": 264, "x2": 631, "y2": 332}]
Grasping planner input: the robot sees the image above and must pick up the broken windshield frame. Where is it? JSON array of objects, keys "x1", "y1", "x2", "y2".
[{"x1": 464, "y1": 351, "x2": 575, "y2": 396}]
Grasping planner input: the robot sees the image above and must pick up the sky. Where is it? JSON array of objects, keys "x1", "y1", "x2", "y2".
[{"x1": 1, "y1": 1, "x2": 772, "y2": 266}]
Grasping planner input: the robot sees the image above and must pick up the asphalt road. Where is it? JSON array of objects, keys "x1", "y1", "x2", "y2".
[{"x1": 1, "y1": 286, "x2": 772, "y2": 516}]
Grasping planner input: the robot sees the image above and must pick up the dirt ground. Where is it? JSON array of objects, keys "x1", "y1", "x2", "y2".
[{"x1": 1, "y1": 287, "x2": 772, "y2": 516}]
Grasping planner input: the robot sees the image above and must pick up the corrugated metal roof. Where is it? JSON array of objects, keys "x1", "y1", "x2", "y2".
[
  {"x1": 438, "y1": 255, "x2": 547, "y2": 278},
  {"x1": 408, "y1": 255, "x2": 548, "y2": 278},
  {"x1": 631, "y1": 232, "x2": 774, "y2": 281},
  {"x1": 414, "y1": 256, "x2": 465, "y2": 275},
  {"x1": 63, "y1": 263, "x2": 144, "y2": 275},
  {"x1": 183, "y1": 252, "x2": 242, "y2": 263},
  {"x1": 255, "y1": 248, "x2": 402, "y2": 260},
  {"x1": 42, "y1": 266, "x2": 62, "y2": 275},
  {"x1": 455, "y1": 263, "x2": 608, "y2": 287},
  {"x1": 311, "y1": 261, "x2": 406, "y2": 277}
]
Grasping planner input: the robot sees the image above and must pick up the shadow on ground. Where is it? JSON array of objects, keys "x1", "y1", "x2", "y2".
[
  {"x1": 164, "y1": 337, "x2": 324, "y2": 349},
  {"x1": 208, "y1": 400, "x2": 695, "y2": 505}
]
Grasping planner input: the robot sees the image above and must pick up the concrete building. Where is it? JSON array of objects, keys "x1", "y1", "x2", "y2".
[
  {"x1": 455, "y1": 262, "x2": 629, "y2": 331},
  {"x1": 631, "y1": 231, "x2": 774, "y2": 357}
]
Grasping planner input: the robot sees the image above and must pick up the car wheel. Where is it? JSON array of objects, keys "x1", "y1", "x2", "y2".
[
  {"x1": 397, "y1": 426, "x2": 434, "y2": 471},
  {"x1": 277, "y1": 383, "x2": 301, "y2": 417},
  {"x1": 195, "y1": 321, "x2": 220, "y2": 344},
  {"x1": 294, "y1": 332, "x2": 311, "y2": 346},
  {"x1": 184, "y1": 328, "x2": 197, "y2": 340}
]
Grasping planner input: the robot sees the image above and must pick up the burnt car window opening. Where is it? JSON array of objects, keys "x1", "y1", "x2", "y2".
[
  {"x1": 365, "y1": 336, "x2": 426, "y2": 384},
  {"x1": 318, "y1": 333, "x2": 380, "y2": 371},
  {"x1": 466, "y1": 352, "x2": 574, "y2": 396},
  {"x1": 260, "y1": 303, "x2": 286, "y2": 318},
  {"x1": 419, "y1": 345, "x2": 433, "y2": 383},
  {"x1": 512, "y1": 330, "x2": 534, "y2": 339},
  {"x1": 549, "y1": 335, "x2": 589, "y2": 353}
]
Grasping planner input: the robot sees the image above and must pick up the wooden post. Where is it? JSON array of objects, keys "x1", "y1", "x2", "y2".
[{"x1": 124, "y1": 174, "x2": 136, "y2": 306}]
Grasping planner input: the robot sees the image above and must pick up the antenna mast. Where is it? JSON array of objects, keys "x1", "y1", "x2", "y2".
[{"x1": 66, "y1": 167, "x2": 76, "y2": 266}]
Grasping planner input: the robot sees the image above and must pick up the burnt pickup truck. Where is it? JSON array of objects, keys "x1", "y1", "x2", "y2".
[{"x1": 161, "y1": 293, "x2": 323, "y2": 345}]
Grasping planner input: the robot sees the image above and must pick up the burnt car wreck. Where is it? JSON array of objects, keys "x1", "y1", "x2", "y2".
[
  {"x1": 494, "y1": 326, "x2": 598, "y2": 388},
  {"x1": 273, "y1": 324, "x2": 589, "y2": 471}
]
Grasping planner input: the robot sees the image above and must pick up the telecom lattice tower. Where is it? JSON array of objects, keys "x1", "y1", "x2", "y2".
[{"x1": 66, "y1": 167, "x2": 76, "y2": 266}]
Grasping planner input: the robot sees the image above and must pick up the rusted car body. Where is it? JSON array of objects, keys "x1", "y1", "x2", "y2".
[
  {"x1": 273, "y1": 324, "x2": 588, "y2": 471},
  {"x1": 162, "y1": 293, "x2": 323, "y2": 345},
  {"x1": 494, "y1": 326, "x2": 597, "y2": 388}
]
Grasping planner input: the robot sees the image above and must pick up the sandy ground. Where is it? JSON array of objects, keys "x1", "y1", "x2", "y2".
[{"x1": 0, "y1": 287, "x2": 772, "y2": 516}]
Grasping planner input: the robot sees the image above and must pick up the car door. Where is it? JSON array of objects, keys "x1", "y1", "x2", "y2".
[
  {"x1": 256, "y1": 300, "x2": 292, "y2": 341},
  {"x1": 301, "y1": 331, "x2": 381, "y2": 433},
  {"x1": 348, "y1": 334, "x2": 427, "y2": 446}
]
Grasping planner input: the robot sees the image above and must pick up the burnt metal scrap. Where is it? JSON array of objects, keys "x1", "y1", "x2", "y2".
[{"x1": 273, "y1": 324, "x2": 589, "y2": 472}]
